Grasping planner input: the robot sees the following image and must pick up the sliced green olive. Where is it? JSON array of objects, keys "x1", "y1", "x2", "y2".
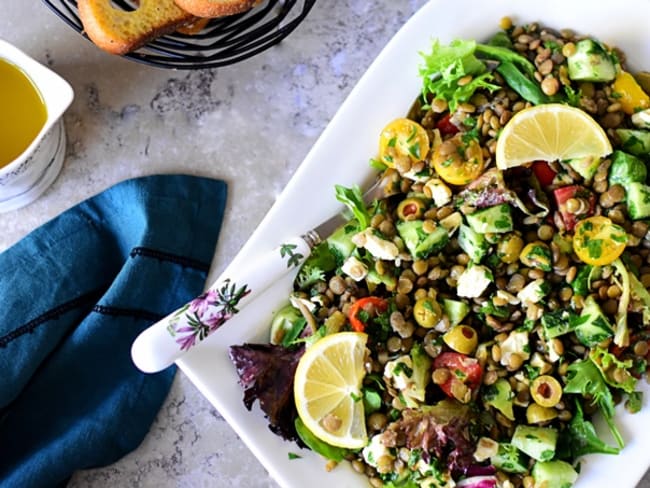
[
  {"x1": 413, "y1": 297, "x2": 442, "y2": 328},
  {"x1": 526, "y1": 403, "x2": 558, "y2": 424},
  {"x1": 497, "y1": 233, "x2": 525, "y2": 264},
  {"x1": 530, "y1": 375, "x2": 563, "y2": 408},
  {"x1": 396, "y1": 197, "x2": 427, "y2": 221},
  {"x1": 443, "y1": 325, "x2": 478, "y2": 354},
  {"x1": 519, "y1": 241, "x2": 552, "y2": 271}
]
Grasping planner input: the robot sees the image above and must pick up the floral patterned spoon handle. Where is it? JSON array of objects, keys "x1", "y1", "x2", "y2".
[
  {"x1": 130, "y1": 231, "x2": 323, "y2": 373},
  {"x1": 131, "y1": 177, "x2": 391, "y2": 373}
]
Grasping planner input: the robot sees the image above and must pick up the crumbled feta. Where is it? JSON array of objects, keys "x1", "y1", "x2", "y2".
[
  {"x1": 517, "y1": 278, "x2": 548, "y2": 307},
  {"x1": 341, "y1": 255, "x2": 368, "y2": 281},
  {"x1": 632, "y1": 108, "x2": 650, "y2": 128},
  {"x1": 362, "y1": 434, "x2": 394, "y2": 473},
  {"x1": 352, "y1": 228, "x2": 399, "y2": 260},
  {"x1": 402, "y1": 166, "x2": 432, "y2": 182},
  {"x1": 474, "y1": 437, "x2": 499, "y2": 462},
  {"x1": 424, "y1": 178, "x2": 453, "y2": 207},
  {"x1": 384, "y1": 355, "x2": 423, "y2": 407},
  {"x1": 499, "y1": 330, "x2": 531, "y2": 366},
  {"x1": 496, "y1": 289, "x2": 519, "y2": 305},
  {"x1": 289, "y1": 293, "x2": 315, "y2": 312},
  {"x1": 384, "y1": 356, "x2": 413, "y2": 392},
  {"x1": 456, "y1": 265, "x2": 492, "y2": 298}
]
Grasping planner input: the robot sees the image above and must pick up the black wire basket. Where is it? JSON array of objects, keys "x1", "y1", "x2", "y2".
[{"x1": 41, "y1": 0, "x2": 316, "y2": 69}]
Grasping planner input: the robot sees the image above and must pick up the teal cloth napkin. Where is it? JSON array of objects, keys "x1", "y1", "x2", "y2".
[{"x1": 0, "y1": 174, "x2": 227, "y2": 488}]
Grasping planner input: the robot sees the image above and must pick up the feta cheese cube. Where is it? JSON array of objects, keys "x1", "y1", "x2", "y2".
[
  {"x1": 456, "y1": 264, "x2": 492, "y2": 298},
  {"x1": 362, "y1": 434, "x2": 394, "y2": 473},
  {"x1": 352, "y1": 228, "x2": 399, "y2": 260},
  {"x1": 517, "y1": 278, "x2": 549, "y2": 307},
  {"x1": 500, "y1": 330, "x2": 531, "y2": 366},
  {"x1": 424, "y1": 178, "x2": 453, "y2": 207},
  {"x1": 341, "y1": 255, "x2": 368, "y2": 281}
]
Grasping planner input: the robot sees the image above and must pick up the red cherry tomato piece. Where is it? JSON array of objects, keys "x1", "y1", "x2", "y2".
[
  {"x1": 436, "y1": 113, "x2": 460, "y2": 136},
  {"x1": 348, "y1": 296, "x2": 388, "y2": 332},
  {"x1": 433, "y1": 352, "x2": 483, "y2": 399},
  {"x1": 531, "y1": 161, "x2": 557, "y2": 186},
  {"x1": 553, "y1": 185, "x2": 596, "y2": 231}
]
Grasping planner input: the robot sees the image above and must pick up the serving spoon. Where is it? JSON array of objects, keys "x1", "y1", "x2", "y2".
[{"x1": 131, "y1": 176, "x2": 393, "y2": 373}]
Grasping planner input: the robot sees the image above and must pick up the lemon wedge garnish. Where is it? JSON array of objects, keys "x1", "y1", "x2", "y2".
[
  {"x1": 496, "y1": 103, "x2": 612, "y2": 169},
  {"x1": 293, "y1": 332, "x2": 368, "y2": 449}
]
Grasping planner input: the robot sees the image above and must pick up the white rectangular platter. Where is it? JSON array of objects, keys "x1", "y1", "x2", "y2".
[{"x1": 177, "y1": 1, "x2": 650, "y2": 486}]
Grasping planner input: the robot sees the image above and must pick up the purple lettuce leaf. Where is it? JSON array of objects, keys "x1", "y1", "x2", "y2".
[
  {"x1": 229, "y1": 343, "x2": 305, "y2": 442},
  {"x1": 382, "y1": 399, "x2": 477, "y2": 477}
]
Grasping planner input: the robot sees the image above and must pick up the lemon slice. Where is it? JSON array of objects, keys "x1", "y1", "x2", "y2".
[
  {"x1": 293, "y1": 332, "x2": 368, "y2": 449},
  {"x1": 496, "y1": 103, "x2": 612, "y2": 169}
]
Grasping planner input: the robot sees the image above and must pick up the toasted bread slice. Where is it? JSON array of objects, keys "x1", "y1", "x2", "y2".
[
  {"x1": 78, "y1": 0, "x2": 196, "y2": 55},
  {"x1": 173, "y1": 0, "x2": 259, "y2": 18}
]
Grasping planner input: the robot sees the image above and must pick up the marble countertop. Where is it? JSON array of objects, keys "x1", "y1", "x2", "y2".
[{"x1": 2, "y1": 1, "x2": 650, "y2": 487}]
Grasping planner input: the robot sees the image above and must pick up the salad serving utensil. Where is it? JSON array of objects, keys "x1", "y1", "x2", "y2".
[{"x1": 131, "y1": 177, "x2": 391, "y2": 373}]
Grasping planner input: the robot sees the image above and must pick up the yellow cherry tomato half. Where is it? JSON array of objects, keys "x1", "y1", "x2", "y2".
[
  {"x1": 378, "y1": 118, "x2": 430, "y2": 168},
  {"x1": 612, "y1": 71, "x2": 650, "y2": 115},
  {"x1": 431, "y1": 133, "x2": 485, "y2": 185},
  {"x1": 572, "y1": 216, "x2": 628, "y2": 266}
]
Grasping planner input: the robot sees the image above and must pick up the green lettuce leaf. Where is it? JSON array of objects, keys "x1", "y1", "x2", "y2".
[{"x1": 419, "y1": 39, "x2": 499, "y2": 112}]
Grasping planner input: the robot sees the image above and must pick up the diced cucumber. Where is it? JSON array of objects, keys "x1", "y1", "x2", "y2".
[
  {"x1": 396, "y1": 220, "x2": 449, "y2": 259},
  {"x1": 575, "y1": 295, "x2": 613, "y2": 347},
  {"x1": 458, "y1": 224, "x2": 489, "y2": 262},
  {"x1": 442, "y1": 298, "x2": 470, "y2": 327},
  {"x1": 465, "y1": 204, "x2": 513, "y2": 234},
  {"x1": 366, "y1": 269, "x2": 397, "y2": 291},
  {"x1": 484, "y1": 378, "x2": 515, "y2": 421},
  {"x1": 616, "y1": 129, "x2": 650, "y2": 156},
  {"x1": 532, "y1": 460, "x2": 578, "y2": 488},
  {"x1": 566, "y1": 155, "x2": 601, "y2": 181},
  {"x1": 571, "y1": 264, "x2": 595, "y2": 296},
  {"x1": 626, "y1": 181, "x2": 650, "y2": 220},
  {"x1": 608, "y1": 150, "x2": 647, "y2": 187},
  {"x1": 491, "y1": 443, "x2": 529, "y2": 474},
  {"x1": 542, "y1": 308, "x2": 579, "y2": 339},
  {"x1": 511, "y1": 425, "x2": 558, "y2": 462},
  {"x1": 566, "y1": 39, "x2": 616, "y2": 82},
  {"x1": 269, "y1": 304, "x2": 304, "y2": 345},
  {"x1": 327, "y1": 223, "x2": 357, "y2": 264}
]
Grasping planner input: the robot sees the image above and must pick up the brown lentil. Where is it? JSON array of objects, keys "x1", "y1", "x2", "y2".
[
  {"x1": 386, "y1": 336, "x2": 402, "y2": 353},
  {"x1": 328, "y1": 276, "x2": 346, "y2": 295},
  {"x1": 541, "y1": 76, "x2": 561, "y2": 96},
  {"x1": 634, "y1": 341, "x2": 649, "y2": 357},
  {"x1": 432, "y1": 367, "x2": 450, "y2": 385}
]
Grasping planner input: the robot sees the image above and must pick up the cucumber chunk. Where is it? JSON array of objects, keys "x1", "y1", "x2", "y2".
[
  {"x1": 458, "y1": 223, "x2": 489, "y2": 262},
  {"x1": 616, "y1": 129, "x2": 650, "y2": 156},
  {"x1": 511, "y1": 425, "x2": 558, "y2": 462},
  {"x1": 575, "y1": 295, "x2": 613, "y2": 347},
  {"x1": 465, "y1": 204, "x2": 513, "y2": 234},
  {"x1": 532, "y1": 460, "x2": 578, "y2": 488},
  {"x1": 566, "y1": 39, "x2": 616, "y2": 82},
  {"x1": 396, "y1": 220, "x2": 449, "y2": 259},
  {"x1": 608, "y1": 150, "x2": 647, "y2": 187},
  {"x1": 626, "y1": 181, "x2": 650, "y2": 220},
  {"x1": 491, "y1": 443, "x2": 529, "y2": 474},
  {"x1": 442, "y1": 298, "x2": 470, "y2": 327}
]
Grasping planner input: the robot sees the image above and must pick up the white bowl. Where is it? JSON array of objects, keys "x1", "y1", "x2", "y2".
[
  {"x1": 0, "y1": 39, "x2": 74, "y2": 213},
  {"x1": 176, "y1": 1, "x2": 650, "y2": 487}
]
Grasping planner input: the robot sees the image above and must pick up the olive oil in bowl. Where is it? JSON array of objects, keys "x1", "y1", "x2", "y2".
[{"x1": 0, "y1": 58, "x2": 47, "y2": 168}]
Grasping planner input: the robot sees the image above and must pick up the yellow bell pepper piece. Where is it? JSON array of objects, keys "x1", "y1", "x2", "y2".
[{"x1": 613, "y1": 71, "x2": 650, "y2": 115}]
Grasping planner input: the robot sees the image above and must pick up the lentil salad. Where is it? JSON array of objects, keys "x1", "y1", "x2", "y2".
[{"x1": 229, "y1": 17, "x2": 650, "y2": 488}]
